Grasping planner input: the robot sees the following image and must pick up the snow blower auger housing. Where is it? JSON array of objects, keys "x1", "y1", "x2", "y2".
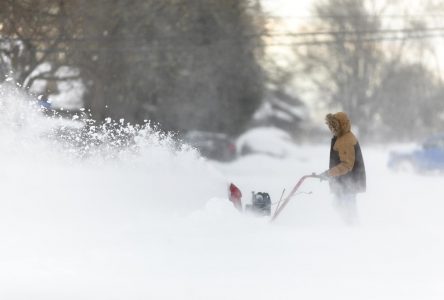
[
  {"x1": 229, "y1": 173, "x2": 321, "y2": 220},
  {"x1": 229, "y1": 183, "x2": 271, "y2": 216},
  {"x1": 245, "y1": 192, "x2": 272, "y2": 216}
]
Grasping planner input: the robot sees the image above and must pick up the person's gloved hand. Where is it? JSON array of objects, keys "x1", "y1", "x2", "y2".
[{"x1": 318, "y1": 170, "x2": 330, "y2": 181}]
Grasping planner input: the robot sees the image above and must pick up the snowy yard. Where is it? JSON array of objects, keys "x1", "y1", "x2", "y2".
[
  {"x1": 1, "y1": 124, "x2": 443, "y2": 300},
  {"x1": 0, "y1": 85, "x2": 442, "y2": 300},
  {"x1": 2, "y1": 0, "x2": 444, "y2": 299}
]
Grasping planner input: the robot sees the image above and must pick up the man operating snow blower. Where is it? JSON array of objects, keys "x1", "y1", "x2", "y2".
[
  {"x1": 319, "y1": 112, "x2": 366, "y2": 225},
  {"x1": 229, "y1": 112, "x2": 366, "y2": 224}
]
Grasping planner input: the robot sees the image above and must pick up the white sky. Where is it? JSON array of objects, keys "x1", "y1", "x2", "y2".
[
  {"x1": 260, "y1": 0, "x2": 444, "y2": 121},
  {"x1": 261, "y1": 0, "x2": 429, "y2": 17},
  {"x1": 261, "y1": 0, "x2": 312, "y2": 17},
  {"x1": 260, "y1": 0, "x2": 444, "y2": 66}
]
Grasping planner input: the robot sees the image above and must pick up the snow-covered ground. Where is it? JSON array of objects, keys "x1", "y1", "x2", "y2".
[{"x1": 1, "y1": 84, "x2": 444, "y2": 300}]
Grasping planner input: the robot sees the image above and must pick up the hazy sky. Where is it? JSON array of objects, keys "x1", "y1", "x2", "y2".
[
  {"x1": 262, "y1": 0, "x2": 312, "y2": 17},
  {"x1": 260, "y1": 0, "x2": 444, "y2": 120},
  {"x1": 261, "y1": 0, "x2": 444, "y2": 72},
  {"x1": 261, "y1": 0, "x2": 428, "y2": 16}
]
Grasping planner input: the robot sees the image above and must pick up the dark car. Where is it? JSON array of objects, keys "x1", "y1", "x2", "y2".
[
  {"x1": 182, "y1": 131, "x2": 236, "y2": 161},
  {"x1": 388, "y1": 134, "x2": 444, "y2": 173}
]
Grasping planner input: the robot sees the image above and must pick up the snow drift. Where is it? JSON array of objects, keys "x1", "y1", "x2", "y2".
[{"x1": 1, "y1": 84, "x2": 444, "y2": 300}]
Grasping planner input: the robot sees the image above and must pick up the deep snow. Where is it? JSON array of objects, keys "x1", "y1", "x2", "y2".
[{"x1": 1, "y1": 84, "x2": 444, "y2": 300}]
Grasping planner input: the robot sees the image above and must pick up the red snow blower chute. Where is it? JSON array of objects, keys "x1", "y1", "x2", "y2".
[
  {"x1": 229, "y1": 183, "x2": 243, "y2": 211},
  {"x1": 228, "y1": 173, "x2": 322, "y2": 222}
]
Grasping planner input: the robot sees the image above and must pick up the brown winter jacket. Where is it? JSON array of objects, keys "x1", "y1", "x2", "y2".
[{"x1": 326, "y1": 112, "x2": 366, "y2": 194}]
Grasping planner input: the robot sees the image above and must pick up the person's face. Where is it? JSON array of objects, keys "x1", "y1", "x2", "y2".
[
  {"x1": 327, "y1": 123, "x2": 334, "y2": 134},
  {"x1": 327, "y1": 121, "x2": 338, "y2": 136}
]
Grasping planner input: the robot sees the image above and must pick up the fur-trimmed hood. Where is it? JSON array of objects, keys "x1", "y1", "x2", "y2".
[
  {"x1": 325, "y1": 111, "x2": 366, "y2": 194},
  {"x1": 326, "y1": 112, "x2": 351, "y2": 137}
]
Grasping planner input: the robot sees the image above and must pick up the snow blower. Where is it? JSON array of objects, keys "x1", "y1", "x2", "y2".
[
  {"x1": 228, "y1": 173, "x2": 322, "y2": 221},
  {"x1": 229, "y1": 183, "x2": 272, "y2": 216}
]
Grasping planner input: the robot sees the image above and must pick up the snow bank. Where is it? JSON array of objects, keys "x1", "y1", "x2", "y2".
[
  {"x1": 1, "y1": 84, "x2": 444, "y2": 299},
  {"x1": 0, "y1": 84, "x2": 231, "y2": 299}
]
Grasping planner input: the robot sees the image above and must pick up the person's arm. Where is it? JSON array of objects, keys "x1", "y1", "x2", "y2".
[{"x1": 328, "y1": 142, "x2": 355, "y2": 176}]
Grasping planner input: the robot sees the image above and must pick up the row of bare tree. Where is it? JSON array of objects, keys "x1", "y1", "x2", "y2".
[
  {"x1": 293, "y1": 0, "x2": 444, "y2": 141},
  {"x1": 1, "y1": 0, "x2": 444, "y2": 141},
  {"x1": 0, "y1": 0, "x2": 265, "y2": 135}
]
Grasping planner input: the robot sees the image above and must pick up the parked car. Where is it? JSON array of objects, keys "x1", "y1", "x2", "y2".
[
  {"x1": 182, "y1": 131, "x2": 236, "y2": 161},
  {"x1": 388, "y1": 134, "x2": 444, "y2": 173},
  {"x1": 236, "y1": 126, "x2": 295, "y2": 158}
]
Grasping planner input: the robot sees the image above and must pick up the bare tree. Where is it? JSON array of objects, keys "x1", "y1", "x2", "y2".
[
  {"x1": 0, "y1": 0, "x2": 266, "y2": 135},
  {"x1": 293, "y1": 0, "x2": 383, "y2": 138},
  {"x1": 375, "y1": 63, "x2": 444, "y2": 140},
  {"x1": 65, "y1": 0, "x2": 265, "y2": 134},
  {"x1": 293, "y1": 0, "x2": 444, "y2": 140},
  {"x1": 0, "y1": 0, "x2": 78, "y2": 89}
]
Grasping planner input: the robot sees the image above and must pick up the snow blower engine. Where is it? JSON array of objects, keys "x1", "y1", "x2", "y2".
[
  {"x1": 245, "y1": 192, "x2": 272, "y2": 216},
  {"x1": 228, "y1": 183, "x2": 271, "y2": 216}
]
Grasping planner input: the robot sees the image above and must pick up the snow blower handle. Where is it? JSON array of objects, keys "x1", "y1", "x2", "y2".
[
  {"x1": 313, "y1": 171, "x2": 330, "y2": 182},
  {"x1": 271, "y1": 174, "x2": 320, "y2": 222}
]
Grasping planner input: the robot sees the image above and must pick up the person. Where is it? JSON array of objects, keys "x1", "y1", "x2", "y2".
[{"x1": 319, "y1": 112, "x2": 366, "y2": 225}]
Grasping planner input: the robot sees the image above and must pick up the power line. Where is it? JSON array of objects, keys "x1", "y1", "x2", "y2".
[
  {"x1": 263, "y1": 14, "x2": 444, "y2": 20},
  {"x1": 16, "y1": 33, "x2": 444, "y2": 53},
  {"x1": 2, "y1": 26, "x2": 444, "y2": 54},
  {"x1": 264, "y1": 27, "x2": 444, "y2": 37},
  {"x1": 2, "y1": 26, "x2": 444, "y2": 42},
  {"x1": 266, "y1": 32, "x2": 444, "y2": 47}
]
